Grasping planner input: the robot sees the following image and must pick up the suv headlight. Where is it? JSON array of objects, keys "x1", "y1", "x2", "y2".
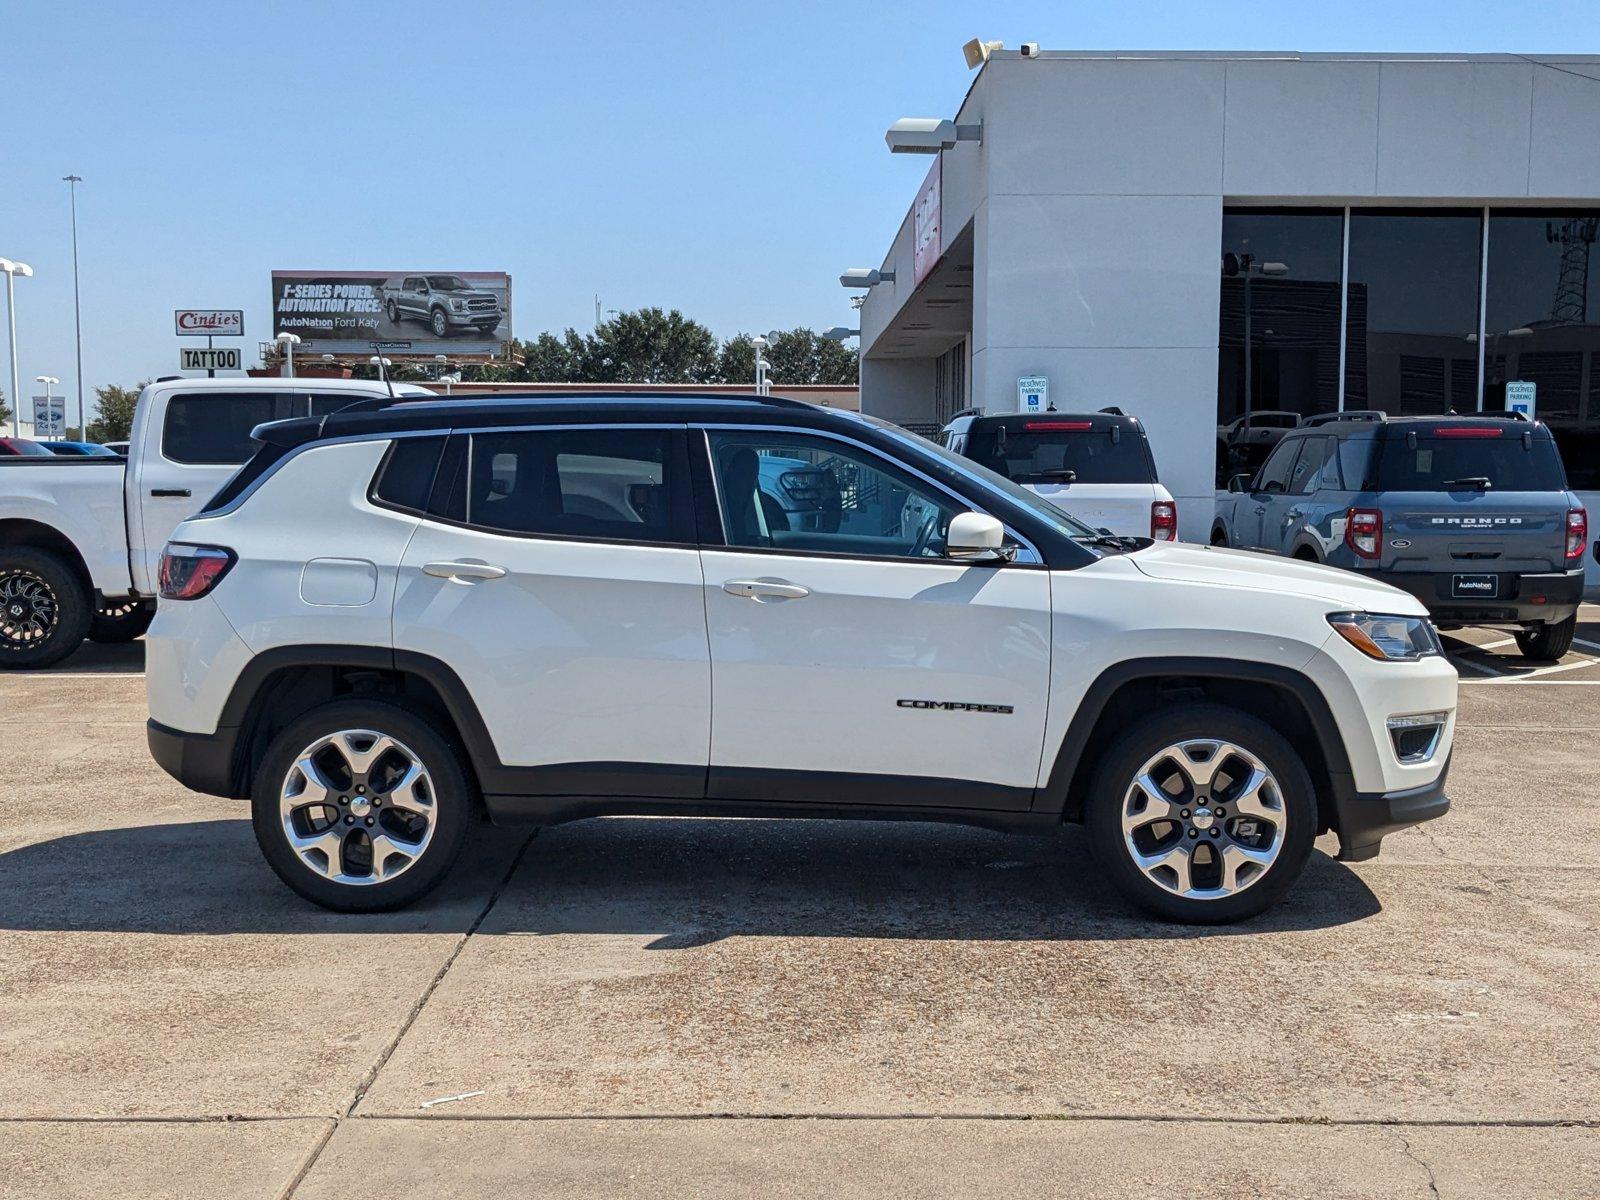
[
  {"x1": 1327, "y1": 612, "x2": 1442, "y2": 662},
  {"x1": 450, "y1": 298, "x2": 466, "y2": 311}
]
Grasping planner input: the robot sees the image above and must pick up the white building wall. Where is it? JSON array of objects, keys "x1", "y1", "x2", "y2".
[{"x1": 862, "y1": 52, "x2": 1600, "y2": 542}]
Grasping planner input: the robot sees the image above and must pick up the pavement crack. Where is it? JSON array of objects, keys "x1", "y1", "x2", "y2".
[
  {"x1": 1395, "y1": 1131, "x2": 1442, "y2": 1199},
  {"x1": 278, "y1": 830, "x2": 538, "y2": 1198}
]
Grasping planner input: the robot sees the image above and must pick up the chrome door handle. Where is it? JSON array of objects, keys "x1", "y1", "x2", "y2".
[
  {"x1": 723, "y1": 578, "x2": 810, "y2": 601},
  {"x1": 422, "y1": 560, "x2": 508, "y2": 581}
]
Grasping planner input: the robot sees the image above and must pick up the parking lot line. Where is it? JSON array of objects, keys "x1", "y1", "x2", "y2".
[{"x1": 1461, "y1": 676, "x2": 1600, "y2": 686}]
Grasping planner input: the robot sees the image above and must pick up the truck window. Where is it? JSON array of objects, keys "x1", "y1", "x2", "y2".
[
  {"x1": 162, "y1": 393, "x2": 295, "y2": 465},
  {"x1": 965, "y1": 423, "x2": 1156, "y2": 484},
  {"x1": 1253, "y1": 438, "x2": 1302, "y2": 493},
  {"x1": 1371, "y1": 430, "x2": 1568, "y2": 492}
]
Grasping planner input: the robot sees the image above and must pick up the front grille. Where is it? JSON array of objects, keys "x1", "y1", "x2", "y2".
[{"x1": 466, "y1": 298, "x2": 497, "y2": 311}]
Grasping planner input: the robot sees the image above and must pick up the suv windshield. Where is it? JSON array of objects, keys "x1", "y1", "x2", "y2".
[
  {"x1": 1370, "y1": 429, "x2": 1567, "y2": 492},
  {"x1": 427, "y1": 276, "x2": 473, "y2": 291},
  {"x1": 966, "y1": 421, "x2": 1155, "y2": 485}
]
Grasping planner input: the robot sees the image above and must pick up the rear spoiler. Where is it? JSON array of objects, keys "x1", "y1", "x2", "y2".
[{"x1": 249, "y1": 392, "x2": 427, "y2": 450}]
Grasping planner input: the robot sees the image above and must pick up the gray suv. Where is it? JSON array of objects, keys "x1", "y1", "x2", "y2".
[{"x1": 1212, "y1": 412, "x2": 1588, "y2": 660}]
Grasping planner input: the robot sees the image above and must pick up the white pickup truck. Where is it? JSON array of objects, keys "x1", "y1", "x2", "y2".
[{"x1": 0, "y1": 377, "x2": 430, "y2": 668}]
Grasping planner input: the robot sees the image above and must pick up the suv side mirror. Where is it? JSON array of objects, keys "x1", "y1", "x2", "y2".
[
  {"x1": 946, "y1": 511, "x2": 1014, "y2": 564},
  {"x1": 1227, "y1": 473, "x2": 1251, "y2": 493}
]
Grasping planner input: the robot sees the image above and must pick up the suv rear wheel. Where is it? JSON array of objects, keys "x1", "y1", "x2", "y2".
[
  {"x1": 1084, "y1": 704, "x2": 1317, "y2": 923},
  {"x1": 1515, "y1": 615, "x2": 1576, "y2": 662},
  {"x1": 251, "y1": 699, "x2": 473, "y2": 912}
]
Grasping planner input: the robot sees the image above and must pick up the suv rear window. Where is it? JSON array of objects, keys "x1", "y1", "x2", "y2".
[
  {"x1": 965, "y1": 421, "x2": 1156, "y2": 485},
  {"x1": 1370, "y1": 428, "x2": 1568, "y2": 492}
]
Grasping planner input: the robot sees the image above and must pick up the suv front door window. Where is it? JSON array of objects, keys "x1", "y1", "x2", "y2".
[{"x1": 698, "y1": 428, "x2": 1050, "y2": 808}]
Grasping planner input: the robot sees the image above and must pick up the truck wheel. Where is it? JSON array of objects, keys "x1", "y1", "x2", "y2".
[
  {"x1": 1083, "y1": 704, "x2": 1317, "y2": 923},
  {"x1": 0, "y1": 547, "x2": 92, "y2": 670},
  {"x1": 251, "y1": 699, "x2": 474, "y2": 912},
  {"x1": 385, "y1": 299, "x2": 400, "y2": 324},
  {"x1": 88, "y1": 598, "x2": 156, "y2": 643},
  {"x1": 1515, "y1": 615, "x2": 1575, "y2": 662},
  {"x1": 431, "y1": 308, "x2": 449, "y2": 338}
]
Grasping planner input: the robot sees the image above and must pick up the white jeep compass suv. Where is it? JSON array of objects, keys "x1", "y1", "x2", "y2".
[{"x1": 145, "y1": 394, "x2": 1457, "y2": 923}]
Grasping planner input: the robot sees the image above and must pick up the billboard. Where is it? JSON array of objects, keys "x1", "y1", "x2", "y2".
[{"x1": 271, "y1": 270, "x2": 512, "y2": 357}]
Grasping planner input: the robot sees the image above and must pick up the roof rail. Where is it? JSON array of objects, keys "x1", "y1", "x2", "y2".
[
  {"x1": 947, "y1": 405, "x2": 985, "y2": 421},
  {"x1": 1302, "y1": 410, "x2": 1386, "y2": 426}
]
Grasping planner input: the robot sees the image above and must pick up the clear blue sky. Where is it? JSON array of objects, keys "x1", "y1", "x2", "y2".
[{"x1": 2, "y1": 0, "x2": 1596, "y2": 412}]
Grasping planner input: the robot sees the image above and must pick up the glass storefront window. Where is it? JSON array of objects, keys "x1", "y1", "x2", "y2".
[
  {"x1": 1344, "y1": 209, "x2": 1483, "y2": 418},
  {"x1": 1485, "y1": 210, "x2": 1600, "y2": 490},
  {"x1": 1216, "y1": 209, "x2": 1343, "y2": 486}
]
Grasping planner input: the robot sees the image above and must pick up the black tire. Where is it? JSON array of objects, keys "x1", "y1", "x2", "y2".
[
  {"x1": 0, "y1": 547, "x2": 92, "y2": 670},
  {"x1": 1083, "y1": 703, "x2": 1318, "y2": 924},
  {"x1": 251, "y1": 699, "x2": 474, "y2": 912},
  {"x1": 386, "y1": 299, "x2": 401, "y2": 324},
  {"x1": 1515, "y1": 615, "x2": 1576, "y2": 662},
  {"x1": 431, "y1": 308, "x2": 450, "y2": 338},
  {"x1": 88, "y1": 597, "x2": 155, "y2": 643}
]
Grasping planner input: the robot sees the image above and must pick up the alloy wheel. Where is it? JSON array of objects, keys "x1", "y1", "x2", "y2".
[
  {"x1": 279, "y1": 728, "x2": 437, "y2": 885},
  {"x1": 0, "y1": 570, "x2": 60, "y2": 648},
  {"x1": 1120, "y1": 738, "x2": 1287, "y2": 900}
]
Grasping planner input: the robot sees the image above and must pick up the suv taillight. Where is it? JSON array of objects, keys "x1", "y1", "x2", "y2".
[
  {"x1": 1345, "y1": 507, "x2": 1382, "y2": 560},
  {"x1": 1568, "y1": 507, "x2": 1588, "y2": 561},
  {"x1": 1151, "y1": 500, "x2": 1177, "y2": 541},
  {"x1": 158, "y1": 544, "x2": 235, "y2": 600}
]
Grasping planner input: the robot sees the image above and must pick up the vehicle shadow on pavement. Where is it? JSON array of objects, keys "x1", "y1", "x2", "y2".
[
  {"x1": 44, "y1": 640, "x2": 146, "y2": 674},
  {"x1": 0, "y1": 816, "x2": 1380, "y2": 940}
]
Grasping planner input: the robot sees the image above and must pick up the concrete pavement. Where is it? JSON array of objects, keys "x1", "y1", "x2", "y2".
[{"x1": 2, "y1": 611, "x2": 1597, "y2": 1196}]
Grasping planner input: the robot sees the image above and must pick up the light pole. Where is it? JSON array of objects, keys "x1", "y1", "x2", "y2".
[
  {"x1": 275, "y1": 332, "x2": 301, "y2": 378},
  {"x1": 434, "y1": 353, "x2": 455, "y2": 396},
  {"x1": 0, "y1": 258, "x2": 34, "y2": 437},
  {"x1": 34, "y1": 375, "x2": 59, "y2": 439},
  {"x1": 369, "y1": 356, "x2": 395, "y2": 400},
  {"x1": 752, "y1": 336, "x2": 770, "y2": 396},
  {"x1": 63, "y1": 176, "x2": 85, "y2": 440}
]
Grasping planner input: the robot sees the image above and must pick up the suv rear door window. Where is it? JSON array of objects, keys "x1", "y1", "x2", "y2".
[
  {"x1": 965, "y1": 422, "x2": 1154, "y2": 484},
  {"x1": 1371, "y1": 429, "x2": 1567, "y2": 491},
  {"x1": 456, "y1": 428, "x2": 691, "y2": 543}
]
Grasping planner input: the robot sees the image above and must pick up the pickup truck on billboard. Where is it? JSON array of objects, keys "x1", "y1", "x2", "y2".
[{"x1": 382, "y1": 274, "x2": 504, "y2": 339}]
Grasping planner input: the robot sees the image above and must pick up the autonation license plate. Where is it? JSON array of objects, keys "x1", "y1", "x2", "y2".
[{"x1": 1451, "y1": 573, "x2": 1500, "y2": 599}]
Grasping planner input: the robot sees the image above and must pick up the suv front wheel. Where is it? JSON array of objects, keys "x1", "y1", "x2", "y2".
[
  {"x1": 251, "y1": 699, "x2": 473, "y2": 912},
  {"x1": 1084, "y1": 704, "x2": 1317, "y2": 923}
]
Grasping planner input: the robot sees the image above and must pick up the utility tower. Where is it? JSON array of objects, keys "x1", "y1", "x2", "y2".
[{"x1": 1546, "y1": 216, "x2": 1599, "y2": 324}]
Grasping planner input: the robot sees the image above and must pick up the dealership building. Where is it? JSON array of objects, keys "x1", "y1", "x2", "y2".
[{"x1": 854, "y1": 50, "x2": 1600, "y2": 542}]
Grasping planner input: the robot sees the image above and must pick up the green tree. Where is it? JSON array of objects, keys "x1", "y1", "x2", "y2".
[
  {"x1": 516, "y1": 330, "x2": 586, "y2": 382},
  {"x1": 579, "y1": 308, "x2": 719, "y2": 383},
  {"x1": 86, "y1": 381, "x2": 149, "y2": 443},
  {"x1": 0, "y1": 386, "x2": 10, "y2": 429},
  {"x1": 716, "y1": 328, "x2": 858, "y2": 388}
]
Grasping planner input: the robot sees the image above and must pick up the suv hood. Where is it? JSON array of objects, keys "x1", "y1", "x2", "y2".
[{"x1": 1128, "y1": 543, "x2": 1428, "y2": 614}]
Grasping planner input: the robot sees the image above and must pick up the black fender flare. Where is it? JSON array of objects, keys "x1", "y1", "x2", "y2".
[{"x1": 1036, "y1": 655, "x2": 1354, "y2": 819}]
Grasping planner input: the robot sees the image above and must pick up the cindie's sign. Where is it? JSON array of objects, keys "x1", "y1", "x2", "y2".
[{"x1": 175, "y1": 309, "x2": 244, "y2": 337}]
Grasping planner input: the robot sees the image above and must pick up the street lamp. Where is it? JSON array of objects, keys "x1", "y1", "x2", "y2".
[
  {"x1": 840, "y1": 268, "x2": 895, "y2": 288},
  {"x1": 63, "y1": 176, "x2": 85, "y2": 442},
  {"x1": 34, "y1": 375, "x2": 59, "y2": 440},
  {"x1": 0, "y1": 258, "x2": 34, "y2": 437},
  {"x1": 823, "y1": 326, "x2": 860, "y2": 342},
  {"x1": 275, "y1": 331, "x2": 301, "y2": 378},
  {"x1": 885, "y1": 117, "x2": 983, "y2": 154},
  {"x1": 369, "y1": 356, "x2": 395, "y2": 400},
  {"x1": 433, "y1": 353, "x2": 456, "y2": 396},
  {"x1": 752, "y1": 336, "x2": 770, "y2": 397}
]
